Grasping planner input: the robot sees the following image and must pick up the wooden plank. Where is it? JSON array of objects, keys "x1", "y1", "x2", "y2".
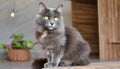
[
  {"x1": 98, "y1": 0, "x2": 109, "y2": 60},
  {"x1": 107, "y1": 0, "x2": 113, "y2": 60},
  {"x1": 108, "y1": 0, "x2": 120, "y2": 60},
  {"x1": 116, "y1": 0, "x2": 120, "y2": 60},
  {"x1": 98, "y1": 0, "x2": 120, "y2": 60},
  {"x1": 73, "y1": 16, "x2": 97, "y2": 20},
  {"x1": 72, "y1": 1, "x2": 98, "y2": 58},
  {"x1": 117, "y1": 0, "x2": 120, "y2": 41}
]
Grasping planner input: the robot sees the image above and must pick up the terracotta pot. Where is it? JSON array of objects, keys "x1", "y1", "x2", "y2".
[{"x1": 7, "y1": 48, "x2": 30, "y2": 61}]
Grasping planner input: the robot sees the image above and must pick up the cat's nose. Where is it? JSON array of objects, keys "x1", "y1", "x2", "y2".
[{"x1": 50, "y1": 23, "x2": 54, "y2": 25}]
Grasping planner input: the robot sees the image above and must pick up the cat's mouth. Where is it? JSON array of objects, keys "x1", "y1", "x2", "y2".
[
  {"x1": 48, "y1": 27, "x2": 54, "y2": 30},
  {"x1": 46, "y1": 26, "x2": 55, "y2": 31}
]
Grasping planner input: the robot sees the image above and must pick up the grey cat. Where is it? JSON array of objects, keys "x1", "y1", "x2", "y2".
[{"x1": 34, "y1": 2, "x2": 91, "y2": 68}]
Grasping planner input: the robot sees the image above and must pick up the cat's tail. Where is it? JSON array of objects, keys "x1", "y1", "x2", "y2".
[{"x1": 32, "y1": 58, "x2": 47, "y2": 69}]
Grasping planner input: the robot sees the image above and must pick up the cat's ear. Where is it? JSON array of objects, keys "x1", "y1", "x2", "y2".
[
  {"x1": 56, "y1": 4, "x2": 63, "y2": 13},
  {"x1": 39, "y1": 2, "x2": 47, "y2": 14}
]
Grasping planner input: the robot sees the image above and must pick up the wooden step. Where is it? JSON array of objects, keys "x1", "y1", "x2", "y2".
[
  {"x1": 43, "y1": 66, "x2": 95, "y2": 69},
  {"x1": 43, "y1": 61, "x2": 120, "y2": 69}
]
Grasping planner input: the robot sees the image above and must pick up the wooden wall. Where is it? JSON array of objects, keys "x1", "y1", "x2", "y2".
[
  {"x1": 72, "y1": 0, "x2": 99, "y2": 58},
  {"x1": 72, "y1": 0, "x2": 120, "y2": 60},
  {"x1": 98, "y1": 0, "x2": 120, "y2": 60}
]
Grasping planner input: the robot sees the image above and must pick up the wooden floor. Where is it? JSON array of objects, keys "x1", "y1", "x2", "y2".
[
  {"x1": 0, "y1": 59, "x2": 120, "y2": 69},
  {"x1": 43, "y1": 61, "x2": 120, "y2": 69}
]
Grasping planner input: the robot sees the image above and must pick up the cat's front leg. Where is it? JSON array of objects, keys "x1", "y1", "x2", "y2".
[
  {"x1": 44, "y1": 51, "x2": 63, "y2": 67},
  {"x1": 44, "y1": 50, "x2": 54, "y2": 68},
  {"x1": 51, "y1": 50, "x2": 64, "y2": 67},
  {"x1": 45, "y1": 56, "x2": 62, "y2": 67},
  {"x1": 51, "y1": 56, "x2": 62, "y2": 67}
]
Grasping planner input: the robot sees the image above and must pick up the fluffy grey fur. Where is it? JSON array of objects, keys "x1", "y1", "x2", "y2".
[{"x1": 35, "y1": 2, "x2": 91, "y2": 68}]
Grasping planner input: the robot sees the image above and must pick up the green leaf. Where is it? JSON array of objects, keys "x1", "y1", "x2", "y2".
[
  {"x1": 10, "y1": 34, "x2": 17, "y2": 39},
  {"x1": 0, "y1": 45, "x2": 4, "y2": 49},
  {"x1": 16, "y1": 43, "x2": 21, "y2": 47},
  {"x1": 10, "y1": 34, "x2": 24, "y2": 40},
  {"x1": 9, "y1": 34, "x2": 34, "y2": 49},
  {"x1": 12, "y1": 41, "x2": 21, "y2": 48},
  {"x1": 23, "y1": 40, "x2": 27, "y2": 45},
  {"x1": 1, "y1": 41, "x2": 6, "y2": 45},
  {"x1": 18, "y1": 34, "x2": 24, "y2": 38},
  {"x1": 27, "y1": 42, "x2": 31, "y2": 48},
  {"x1": 28, "y1": 39, "x2": 33, "y2": 43},
  {"x1": 26, "y1": 41, "x2": 34, "y2": 49}
]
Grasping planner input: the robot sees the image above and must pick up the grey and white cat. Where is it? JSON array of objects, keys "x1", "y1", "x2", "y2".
[{"x1": 34, "y1": 2, "x2": 91, "y2": 68}]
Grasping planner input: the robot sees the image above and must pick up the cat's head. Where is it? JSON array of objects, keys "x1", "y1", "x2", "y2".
[{"x1": 35, "y1": 2, "x2": 64, "y2": 32}]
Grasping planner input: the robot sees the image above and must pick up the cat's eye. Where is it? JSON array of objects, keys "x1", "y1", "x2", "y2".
[
  {"x1": 44, "y1": 16, "x2": 49, "y2": 20},
  {"x1": 54, "y1": 17, "x2": 59, "y2": 21}
]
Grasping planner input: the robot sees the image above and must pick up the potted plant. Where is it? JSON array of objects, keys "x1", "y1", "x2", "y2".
[{"x1": 0, "y1": 34, "x2": 34, "y2": 61}]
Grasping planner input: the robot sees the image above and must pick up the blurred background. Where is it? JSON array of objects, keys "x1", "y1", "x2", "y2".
[{"x1": 1, "y1": 0, "x2": 120, "y2": 69}]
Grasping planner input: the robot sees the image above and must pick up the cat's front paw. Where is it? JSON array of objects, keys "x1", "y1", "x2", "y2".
[
  {"x1": 44, "y1": 63, "x2": 56, "y2": 68},
  {"x1": 59, "y1": 60, "x2": 72, "y2": 66}
]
